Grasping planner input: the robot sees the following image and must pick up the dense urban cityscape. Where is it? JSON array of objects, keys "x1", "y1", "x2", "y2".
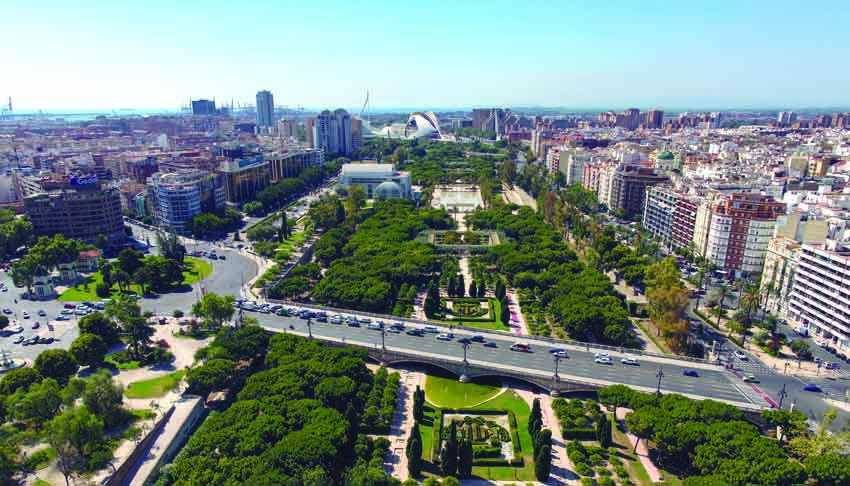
[{"x1": 4, "y1": 2, "x2": 850, "y2": 486}]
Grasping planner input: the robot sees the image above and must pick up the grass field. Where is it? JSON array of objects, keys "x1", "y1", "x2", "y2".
[
  {"x1": 418, "y1": 366, "x2": 535, "y2": 482},
  {"x1": 124, "y1": 370, "x2": 185, "y2": 398},
  {"x1": 59, "y1": 257, "x2": 211, "y2": 302},
  {"x1": 440, "y1": 298, "x2": 510, "y2": 332},
  {"x1": 425, "y1": 367, "x2": 502, "y2": 408}
]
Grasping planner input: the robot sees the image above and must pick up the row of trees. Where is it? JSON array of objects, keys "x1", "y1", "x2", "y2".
[
  {"x1": 0, "y1": 208, "x2": 33, "y2": 262},
  {"x1": 468, "y1": 203, "x2": 635, "y2": 346},
  {"x1": 11, "y1": 234, "x2": 92, "y2": 293},
  {"x1": 529, "y1": 398, "x2": 552, "y2": 482},
  {"x1": 191, "y1": 207, "x2": 242, "y2": 238},
  {"x1": 596, "y1": 384, "x2": 850, "y2": 485},
  {"x1": 311, "y1": 200, "x2": 453, "y2": 312}
]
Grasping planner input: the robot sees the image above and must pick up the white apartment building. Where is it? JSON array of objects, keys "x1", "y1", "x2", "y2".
[
  {"x1": 788, "y1": 240, "x2": 850, "y2": 351},
  {"x1": 563, "y1": 152, "x2": 589, "y2": 186},
  {"x1": 643, "y1": 186, "x2": 676, "y2": 247}
]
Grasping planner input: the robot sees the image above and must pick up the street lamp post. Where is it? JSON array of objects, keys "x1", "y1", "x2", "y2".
[
  {"x1": 460, "y1": 341, "x2": 470, "y2": 383},
  {"x1": 380, "y1": 327, "x2": 386, "y2": 359},
  {"x1": 778, "y1": 384, "x2": 787, "y2": 409},
  {"x1": 656, "y1": 368, "x2": 664, "y2": 395},
  {"x1": 307, "y1": 317, "x2": 312, "y2": 340},
  {"x1": 551, "y1": 355, "x2": 562, "y2": 397}
]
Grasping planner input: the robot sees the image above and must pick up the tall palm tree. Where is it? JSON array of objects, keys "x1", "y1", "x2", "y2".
[
  {"x1": 740, "y1": 284, "x2": 762, "y2": 325},
  {"x1": 714, "y1": 284, "x2": 732, "y2": 331}
]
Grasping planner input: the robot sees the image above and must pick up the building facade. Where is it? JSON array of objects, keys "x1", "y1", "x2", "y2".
[
  {"x1": 643, "y1": 186, "x2": 677, "y2": 247},
  {"x1": 788, "y1": 239, "x2": 850, "y2": 351},
  {"x1": 339, "y1": 163, "x2": 412, "y2": 199},
  {"x1": 311, "y1": 109, "x2": 354, "y2": 156},
  {"x1": 24, "y1": 189, "x2": 125, "y2": 243},
  {"x1": 266, "y1": 149, "x2": 325, "y2": 182},
  {"x1": 217, "y1": 157, "x2": 271, "y2": 204},
  {"x1": 256, "y1": 90, "x2": 274, "y2": 128},
  {"x1": 701, "y1": 193, "x2": 786, "y2": 275},
  {"x1": 147, "y1": 170, "x2": 226, "y2": 233},
  {"x1": 608, "y1": 165, "x2": 670, "y2": 219}
]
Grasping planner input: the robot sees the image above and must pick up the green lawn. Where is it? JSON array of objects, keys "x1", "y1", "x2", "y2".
[
  {"x1": 440, "y1": 298, "x2": 510, "y2": 332},
  {"x1": 124, "y1": 370, "x2": 185, "y2": 398},
  {"x1": 417, "y1": 385, "x2": 536, "y2": 482},
  {"x1": 470, "y1": 390, "x2": 536, "y2": 481},
  {"x1": 59, "y1": 257, "x2": 211, "y2": 302},
  {"x1": 425, "y1": 367, "x2": 502, "y2": 408},
  {"x1": 105, "y1": 355, "x2": 141, "y2": 370}
]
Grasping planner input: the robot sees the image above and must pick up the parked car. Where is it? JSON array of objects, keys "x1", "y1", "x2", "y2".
[
  {"x1": 31, "y1": 322, "x2": 39, "y2": 330},
  {"x1": 682, "y1": 369, "x2": 700, "y2": 377},
  {"x1": 2, "y1": 307, "x2": 11, "y2": 314},
  {"x1": 22, "y1": 311, "x2": 30, "y2": 319},
  {"x1": 37, "y1": 309, "x2": 46, "y2": 317}
]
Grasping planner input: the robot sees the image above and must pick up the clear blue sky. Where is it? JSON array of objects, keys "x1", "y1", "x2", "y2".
[{"x1": 3, "y1": 0, "x2": 849, "y2": 111}]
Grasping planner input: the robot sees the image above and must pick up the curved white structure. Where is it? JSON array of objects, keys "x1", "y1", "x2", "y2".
[{"x1": 406, "y1": 111, "x2": 441, "y2": 139}]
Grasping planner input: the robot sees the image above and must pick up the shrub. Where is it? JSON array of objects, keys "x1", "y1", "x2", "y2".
[
  {"x1": 589, "y1": 453, "x2": 604, "y2": 465},
  {"x1": 598, "y1": 477, "x2": 616, "y2": 486},
  {"x1": 575, "y1": 463, "x2": 594, "y2": 477},
  {"x1": 95, "y1": 282, "x2": 110, "y2": 298},
  {"x1": 596, "y1": 466, "x2": 612, "y2": 476},
  {"x1": 614, "y1": 465, "x2": 628, "y2": 478},
  {"x1": 580, "y1": 479, "x2": 593, "y2": 486}
]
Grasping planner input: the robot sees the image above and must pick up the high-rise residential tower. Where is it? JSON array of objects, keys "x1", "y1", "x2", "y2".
[{"x1": 256, "y1": 90, "x2": 274, "y2": 128}]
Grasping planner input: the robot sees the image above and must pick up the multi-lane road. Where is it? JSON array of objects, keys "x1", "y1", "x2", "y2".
[{"x1": 249, "y1": 310, "x2": 769, "y2": 408}]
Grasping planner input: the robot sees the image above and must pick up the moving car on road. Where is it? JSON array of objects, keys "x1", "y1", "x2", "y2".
[
  {"x1": 734, "y1": 350, "x2": 748, "y2": 361},
  {"x1": 683, "y1": 369, "x2": 700, "y2": 377},
  {"x1": 436, "y1": 333, "x2": 453, "y2": 341},
  {"x1": 483, "y1": 341, "x2": 497, "y2": 348},
  {"x1": 406, "y1": 329, "x2": 425, "y2": 337},
  {"x1": 621, "y1": 358, "x2": 639, "y2": 366},
  {"x1": 802, "y1": 384, "x2": 822, "y2": 392},
  {"x1": 13, "y1": 335, "x2": 24, "y2": 344},
  {"x1": 742, "y1": 375, "x2": 759, "y2": 383},
  {"x1": 595, "y1": 355, "x2": 613, "y2": 365},
  {"x1": 510, "y1": 343, "x2": 532, "y2": 353}
]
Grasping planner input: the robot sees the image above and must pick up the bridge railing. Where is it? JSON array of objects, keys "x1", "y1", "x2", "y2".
[{"x1": 264, "y1": 299, "x2": 721, "y2": 368}]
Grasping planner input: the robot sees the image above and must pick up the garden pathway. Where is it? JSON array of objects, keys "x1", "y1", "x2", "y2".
[
  {"x1": 384, "y1": 366, "x2": 426, "y2": 481},
  {"x1": 505, "y1": 289, "x2": 529, "y2": 337},
  {"x1": 616, "y1": 408, "x2": 663, "y2": 483},
  {"x1": 513, "y1": 384, "x2": 581, "y2": 485}
]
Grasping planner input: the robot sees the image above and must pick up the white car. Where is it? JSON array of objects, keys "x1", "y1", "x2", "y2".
[
  {"x1": 21, "y1": 311, "x2": 30, "y2": 319},
  {"x1": 594, "y1": 352, "x2": 610, "y2": 359},
  {"x1": 734, "y1": 350, "x2": 748, "y2": 361},
  {"x1": 38, "y1": 309, "x2": 46, "y2": 317},
  {"x1": 553, "y1": 350, "x2": 569, "y2": 358},
  {"x1": 594, "y1": 356, "x2": 613, "y2": 365},
  {"x1": 367, "y1": 322, "x2": 383, "y2": 330},
  {"x1": 621, "y1": 358, "x2": 639, "y2": 366},
  {"x1": 436, "y1": 333, "x2": 453, "y2": 341}
]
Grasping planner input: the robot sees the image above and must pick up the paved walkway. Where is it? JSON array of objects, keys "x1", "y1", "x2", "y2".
[
  {"x1": 505, "y1": 289, "x2": 529, "y2": 336},
  {"x1": 616, "y1": 408, "x2": 663, "y2": 483},
  {"x1": 513, "y1": 384, "x2": 581, "y2": 485},
  {"x1": 384, "y1": 366, "x2": 426, "y2": 481},
  {"x1": 126, "y1": 396, "x2": 203, "y2": 486},
  {"x1": 502, "y1": 185, "x2": 538, "y2": 210}
]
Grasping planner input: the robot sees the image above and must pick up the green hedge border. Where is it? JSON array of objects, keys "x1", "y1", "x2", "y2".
[
  {"x1": 440, "y1": 407, "x2": 522, "y2": 466},
  {"x1": 442, "y1": 298, "x2": 497, "y2": 323}
]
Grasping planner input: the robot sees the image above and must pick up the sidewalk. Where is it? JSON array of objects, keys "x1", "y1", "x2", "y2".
[
  {"x1": 384, "y1": 367, "x2": 426, "y2": 481},
  {"x1": 615, "y1": 408, "x2": 663, "y2": 483}
]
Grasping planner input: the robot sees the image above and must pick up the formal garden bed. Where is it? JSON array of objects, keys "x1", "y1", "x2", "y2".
[
  {"x1": 417, "y1": 369, "x2": 536, "y2": 481},
  {"x1": 438, "y1": 297, "x2": 509, "y2": 331}
]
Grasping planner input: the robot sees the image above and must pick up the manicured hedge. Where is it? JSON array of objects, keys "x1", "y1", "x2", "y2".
[
  {"x1": 432, "y1": 408, "x2": 444, "y2": 463},
  {"x1": 473, "y1": 446, "x2": 502, "y2": 459},
  {"x1": 562, "y1": 428, "x2": 598, "y2": 440}
]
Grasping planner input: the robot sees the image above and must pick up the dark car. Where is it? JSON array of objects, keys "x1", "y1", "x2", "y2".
[
  {"x1": 470, "y1": 335, "x2": 485, "y2": 342},
  {"x1": 406, "y1": 329, "x2": 424, "y2": 337},
  {"x1": 347, "y1": 321, "x2": 360, "y2": 327},
  {"x1": 483, "y1": 341, "x2": 497, "y2": 348},
  {"x1": 682, "y1": 369, "x2": 700, "y2": 377},
  {"x1": 802, "y1": 384, "x2": 822, "y2": 393},
  {"x1": 457, "y1": 337, "x2": 472, "y2": 345},
  {"x1": 549, "y1": 348, "x2": 566, "y2": 354}
]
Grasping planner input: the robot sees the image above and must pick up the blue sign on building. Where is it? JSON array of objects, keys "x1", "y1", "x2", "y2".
[{"x1": 70, "y1": 175, "x2": 98, "y2": 186}]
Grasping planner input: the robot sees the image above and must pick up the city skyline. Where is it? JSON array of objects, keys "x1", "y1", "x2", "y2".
[{"x1": 4, "y1": 1, "x2": 850, "y2": 111}]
